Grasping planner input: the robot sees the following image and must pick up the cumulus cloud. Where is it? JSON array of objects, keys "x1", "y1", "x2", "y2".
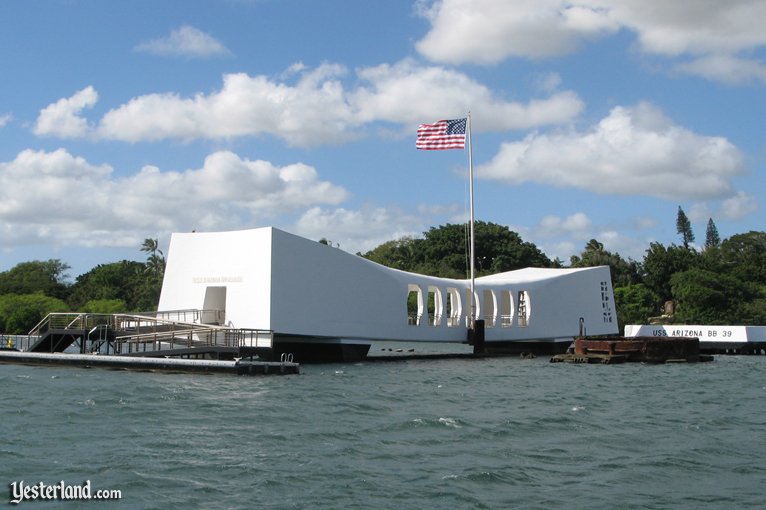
[
  {"x1": 536, "y1": 212, "x2": 593, "y2": 239},
  {"x1": 134, "y1": 25, "x2": 232, "y2": 58},
  {"x1": 601, "y1": 0, "x2": 766, "y2": 57},
  {"x1": 0, "y1": 149, "x2": 347, "y2": 248},
  {"x1": 294, "y1": 206, "x2": 426, "y2": 254},
  {"x1": 97, "y1": 64, "x2": 355, "y2": 146},
  {"x1": 720, "y1": 191, "x2": 758, "y2": 220},
  {"x1": 352, "y1": 59, "x2": 583, "y2": 130},
  {"x1": 676, "y1": 54, "x2": 766, "y2": 85},
  {"x1": 0, "y1": 113, "x2": 11, "y2": 128},
  {"x1": 36, "y1": 61, "x2": 582, "y2": 146},
  {"x1": 415, "y1": 0, "x2": 766, "y2": 84},
  {"x1": 33, "y1": 86, "x2": 98, "y2": 138},
  {"x1": 477, "y1": 102, "x2": 744, "y2": 201},
  {"x1": 510, "y1": 211, "x2": 649, "y2": 262},
  {"x1": 415, "y1": 0, "x2": 619, "y2": 64}
]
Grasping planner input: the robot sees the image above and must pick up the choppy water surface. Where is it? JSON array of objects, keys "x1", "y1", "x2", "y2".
[{"x1": 2, "y1": 354, "x2": 764, "y2": 509}]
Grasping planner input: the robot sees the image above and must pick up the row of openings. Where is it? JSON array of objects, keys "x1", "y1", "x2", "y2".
[{"x1": 406, "y1": 285, "x2": 530, "y2": 328}]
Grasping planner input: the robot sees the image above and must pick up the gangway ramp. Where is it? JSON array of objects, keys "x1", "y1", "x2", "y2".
[{"x1": 26, "y1": 311, "x2": 273, "y2": 359}]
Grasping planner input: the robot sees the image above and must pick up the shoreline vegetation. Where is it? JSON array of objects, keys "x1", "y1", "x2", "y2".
[{"x1": 1, "y1": 218, "x2": 764, "y2": 336}]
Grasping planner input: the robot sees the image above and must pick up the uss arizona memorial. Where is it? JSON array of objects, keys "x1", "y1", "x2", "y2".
[{"x1": 158, "y1": 227, "x2": 619, "y2": 361}]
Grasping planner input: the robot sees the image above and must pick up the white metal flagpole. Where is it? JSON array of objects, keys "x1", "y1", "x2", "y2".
[{"x1": 467, "y1": 112, "x2": 475, "y2": 327}]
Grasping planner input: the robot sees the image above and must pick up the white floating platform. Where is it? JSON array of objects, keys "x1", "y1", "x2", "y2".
[
  {"x1": 625, "y1": 325, "x2": 766, "y2": 354},
  {"x1": 0, "y1": 350, "x2": 299, "y2": 375}
]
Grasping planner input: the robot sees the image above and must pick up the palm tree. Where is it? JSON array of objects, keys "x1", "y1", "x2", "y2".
[{"x1": 140, "y1": 238, "x2": 165, "y2": 279}]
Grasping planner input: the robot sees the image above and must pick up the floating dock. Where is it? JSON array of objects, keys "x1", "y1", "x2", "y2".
[
  {"x1": 0, "y1": 350, "x2": 299, "y2": 375},
  {"x1": 625, "y1": 324, "x2": 766, "y2": 355},
  {"x1": 550, "y1": 336, "x2": 714, "y2": 364},
  {"x1": 0, "y1": 312, "x2": 299, "y2": 375}
]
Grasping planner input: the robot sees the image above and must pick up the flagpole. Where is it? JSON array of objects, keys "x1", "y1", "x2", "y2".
[{"x1": 467, "y1": 112, "x2": 475, "y2": 328}]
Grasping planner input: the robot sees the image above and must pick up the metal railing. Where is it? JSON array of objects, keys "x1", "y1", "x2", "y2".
[{"x1": 27, "y1": 311, "x2": 272, "y2": 354}]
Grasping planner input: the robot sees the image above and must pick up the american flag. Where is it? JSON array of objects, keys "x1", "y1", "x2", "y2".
[{"x1": 416, "y1": 118, "x2": 467, "y2": 150}]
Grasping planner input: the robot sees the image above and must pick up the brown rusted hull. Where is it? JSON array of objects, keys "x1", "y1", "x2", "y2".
[{"x1": 551, "y1": 336, "x2": 713, "y2": 364}]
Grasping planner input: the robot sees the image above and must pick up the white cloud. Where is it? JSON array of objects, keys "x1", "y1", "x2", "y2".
[
  {"x1": 600, "y1": 0, "x2": 766, "y2": 57},
  {"x1": 527, "y1": 213, "x2": 642, "y2": 261},
  {"x1": 33, "y1": 86, "x2": 98, "y2": 138},
  {"x1": 416, "y1": 0, "x2": 766, "y2": 84},
  {"x1": 39, "y1": 61, "x2": 582, "y2": 146},
  {"x1": 294, "y1": 206, "x2": 426, "y2": 254},
  {"x1": 477, "y1": 102, "x2": 744, "y2": 201},
  {"x1": 524, "y1": 212, "x2": 661, "y2": 263},
  {"x1": 134, "y1": 25, "x2": 232, "y2": 58},
  {"x1": 0, "y1": 149, "x2": 348, "y2": 248},
  {"x1": 0, "y1": 113, "x2": 11, "y2": 128},
  {"x1": 534, "y1": 72, "x2": 563, "y2": 93},
  {"x1": 415, "y1": 0, "x2": 619, "y2": 64},
  {"x1": 594, "y1": 229, "x2": 647, "y2": 259},
  {"x1": 720, "y1": 191, "x2": 758, "y2": 220},
  {"x1": 352, "y1": 59, "x2": 583, "y2": 130},
  {"x1": 676, "y1": 54, "x2": 766, "y2": 85},
  {"x1": 97, "y1": 65, "x2": 355, "y2": 146},
  {"x1": 536, "y1": 212, "x2": 593, "y2": 238}
]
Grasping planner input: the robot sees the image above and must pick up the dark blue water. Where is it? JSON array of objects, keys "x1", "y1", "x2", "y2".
[{"x1": 2, "y1": 354, "x2": 764, "y2": 509}]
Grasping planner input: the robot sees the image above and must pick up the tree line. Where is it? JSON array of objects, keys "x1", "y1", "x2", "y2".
[
  {"x1": 360, "y1": 214, "x2": 766, "y2": 330},
  {"x1": 0, "y1": 239, "x2": 165, "y2": 334},
  {"x1": 1, "y1": 213, "x2": 763, "y2": 335}
]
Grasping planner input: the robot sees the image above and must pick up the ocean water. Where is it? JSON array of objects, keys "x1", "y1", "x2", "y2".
[{"x1": 1, "y1": 353, "x2": 764, "y2": 509}]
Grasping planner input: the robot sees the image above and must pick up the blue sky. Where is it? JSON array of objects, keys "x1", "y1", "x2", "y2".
[{"x1": 1, "y1": 0, "x2": 764, "y2": 278}]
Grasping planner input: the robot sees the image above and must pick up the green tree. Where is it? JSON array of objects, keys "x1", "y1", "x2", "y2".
[
  {"x1": 613, "y1": 284, "x2": 658, "y2": 329},
  {"x1": 676, "y1": 206, "x2": 695, "y2": 249},
  {"x1": 82, "y1": 299, "x2": 128, "y2": 314},
  {"x1": 140, "y1": 238, "x2": 166, "y2": 309},
  {"x1": 570, "y1": 239, "x2": 642, "y2": 288},
  {"x1": 0, "y1": 293, "x2": 69, "y2": 334},
  {"x1": 362, "y1": 221, "x2": 553, "y2": 278},
  {"x1": 362, "y1": 237, "x2": 419, "y2": 271},
  {"x1": 741, "y1": 290, "x2": 766, "y2": 325},
  {"x1": 67, "y1": 261, "x2": 153, "y2": 311},
  {"x1": 716, "y1": 231, "x2": 766, "y2": 285},
  {"x1": 670, "y1": 268, "x2": 752, "y2": 324},
  {"x1": 0, "y1": 260, "x2": 71, "y2": 300},
  {"x1": 141, "y1": 238, "x2": 166, "y2": 279},
  {"x1": 642, "y1": 242, "x2": 699, "y2": 305},
  {"x1": 704, "y1": 218, "x2": 721, "y2": 250}
]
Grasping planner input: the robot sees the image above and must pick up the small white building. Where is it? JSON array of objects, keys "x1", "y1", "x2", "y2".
[{"x1": 158, "y1": 227, "x2": 618, "y2": 361}]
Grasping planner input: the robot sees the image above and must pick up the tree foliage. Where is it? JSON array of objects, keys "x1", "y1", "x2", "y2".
[
  {"x1": 715, "y1": 231, "x2": 766, "y2": 284},
  {"x1": 705, "y1": 218, "x2": 721, "y2": 250},
  {"x1": 361, "y1": 221, "x2": 553, "y2": 278},
  {"x1": 642, "y1": 242, "x2": 699, "y2": 304},
  {"x1": 1, "y1": 226, "x2": 765, "y2": 333},
  {"x1": 140, "y1": 238, "x2": 166, "y2": 309},
  {"x1": 570, "y1": 239, "x2": 641, "y2": 288},
  {"x1": 67, "y1": 261, "x2": 156, "y2": 312},
  {"x1": 670, "y1": 268, "x2": 753, "y2": 324},
  {"x1": 613, "y1": 284, "x2": 657, "y2": 329},
  {"x1": 82, "y1": 299, "x2": 128, "y2": 314},
  {"x1": 676, "y1": 206, "x2": 695, "y2": 249},
  {"x1": 0, "y1": 293, "x2": 69, "y2": 334},
  {"x1": 0, "y1": 260, "x2": 70, "y2": 299},
  {"x1": 359, "y1": 223, "x2": 766, "y2": 327}
]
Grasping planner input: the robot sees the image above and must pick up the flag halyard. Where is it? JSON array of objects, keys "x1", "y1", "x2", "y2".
[{"x1": 416, "y1": 118, "x2": 467, "y2": 150}]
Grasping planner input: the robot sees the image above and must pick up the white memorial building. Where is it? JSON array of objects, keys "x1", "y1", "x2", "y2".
[{"x1": 158, "y1": 227, "x2": 618, "y2": 361}]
